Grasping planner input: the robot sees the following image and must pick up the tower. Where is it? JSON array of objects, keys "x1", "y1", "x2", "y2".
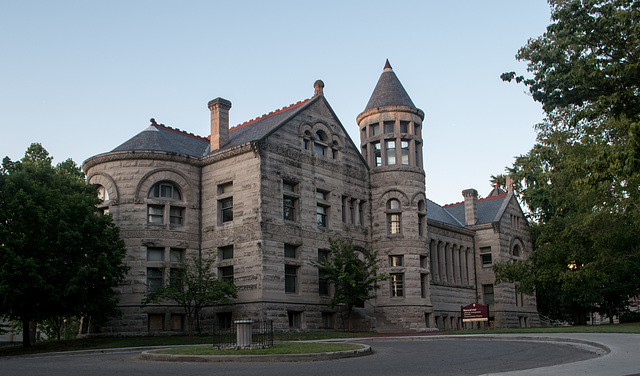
[{"x1": 357, "y1": 60, "x2": 432, "y2": 331}]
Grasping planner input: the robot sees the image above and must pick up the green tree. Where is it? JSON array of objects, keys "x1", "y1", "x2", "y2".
[
  {"x1": 496, "y1": 0, "x2": 640, "y2": 324},
  {"x1": 0, "y1": 144, "x2": 128, "y2": 346},
  {"x1": 312, "y1": 237, "x2": 388, "y2": 331},
  {"x1": 142, "y1": 252, "x2": 237, "y2": 336}
]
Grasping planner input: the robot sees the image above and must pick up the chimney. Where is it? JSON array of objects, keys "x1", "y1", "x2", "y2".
[
  {"x1": 506, "y1": 175, "x2": 513, "y2": 193},
  {"x1": 462, "y1": 189, "x2": 478, "y2": 226},
  {"x1": 208, "y1": 97, "x2": 232, "y2": 151}
]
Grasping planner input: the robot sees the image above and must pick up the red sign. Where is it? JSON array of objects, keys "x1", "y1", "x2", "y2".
[{"x1": 461, "y1": 303, "x2": 489, "y2": 322}]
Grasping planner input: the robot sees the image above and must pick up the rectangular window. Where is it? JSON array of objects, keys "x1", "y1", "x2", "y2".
[
  {"x1": 148, "y1": 314, "x2": 164, "y2": 332},
  {"x1": 317, "y1": 205, "x2": 328, "y2": 227},
  {"x1": 321, "y1": 312, "x2": 334, "y2": 329},
  {"x1": 170, "y1": 248, "x2": 184, "y2": 263},
  {"x1": 219, "y1": 266, "x2": 234, "y2": 284},
  {"x1": 169, "y1": 268, "x2": 183, "y2": 291},
  {"x1": 283, "y1": 197, "x2": 296, "y2": 221},
  {"x1": 373, "y1": 142, "x2": 381, "y2": 167},
  {"x1": 316, "y1": 190, "x2": 327, "y2": 201},
  {"x1": 349, "y1": 199, "x2": 356, "y2": 224},
  {"x1": 359, "y1": 201, "x2": 365, "y2": 226},
  {"x1": 384, "y1": 120, "x2": 395, "y2": 134},
  {"x1": 220, "y1": 197, "x2": 233, "y2": 223},
  {"x1": 390, "y1": 273, "x2": 404, "y2": 297},
  {"x1": 285, "y1": 265, "x2": 298, "y2": 293},
  {"x1": 370, "y1": 123, "x2": 379, "y2": 136},
  {"x1": 481, "y1": 253, "x2": 493, "y2": 267},
  {"x1": 314, "y1": 142, "x2": 326, "y2": 156},
  {"x1": 401, "y1": 140, "x2": 410, "y2": 165},
  {"x1": 388, "y1": 213, "x2": 401, "y2": 234},
  {"x1": 400, "y1": 121, "x2": 410, "y2": 133},
  {"x1": 170, "y1": 314, "x2": 184, "y2": 331},
  {"x1": 218, "y1": 182, "x2": 233, "y2": 194},
  {"x1": 284, "y1": 244, "x2": 298, "y2": 259},
  {"x1": 318, "y1": 250, "x2": 330, "y2": 296},
  {"x1": 421, "y1": 273, "x2": 428, "y2": 298},
  {"x1": 147, "y1": 268, "x2": 163, "y2": 293},
  {"x1": 147, "y1": 205, "x2": 164, "y2": 223},
  {"x1": 147, "y1": 247, "x2": 164, "y2": 261},
  {"x1": 342, "y1": 196, "x2": 347, "y2": 223},
  {"x1": 418, "y1": 214, "x2": 425, "y2": 236},
  {"x1": 389, "y1": 255, "x2": 404, "y2": 267},
  {"x1": 288, "y1": 311, "x2": 302, "y2": 329},
  {"x1": 483, "y1": 284, "x2": 494, "y2": 305},
  {"x1": 169, "y1": 206, "x2": 184, "y2": 225},
  {"x1": 217, "y1": 312, "x2": 233, "y2": 329},
  {"x1": 219, "y1": 245, "x2": 233, "y2": 260},
  {"x1": 385, "y1": 140, "x2": 396, "y2": 165}
]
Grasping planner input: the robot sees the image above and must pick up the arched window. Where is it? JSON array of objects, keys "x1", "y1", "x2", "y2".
[
  {"x1": 313, "y1": 130, "x2": 328, "y2": 156},
  {"x1": 417, "y1": 199, "x2": 426, "y2": 237},
  {"x1": 97, "y1": 185, "x2": 110, "y2": 201},
  {"x1": 513, "y1": 243, "x2": 521, "y2": 257},
  {"x1": 149, "y1": 182, "x2": 182, "y2": 200},
  {"x1": 147, "y1": 182, "x2": 184, "y2": 225},
  {"x1": 96, "y1": 185, "x2": 110, "y2": 216},
  {"x1": 387, "y1": 199, "x2": 402, "y2": 235}
]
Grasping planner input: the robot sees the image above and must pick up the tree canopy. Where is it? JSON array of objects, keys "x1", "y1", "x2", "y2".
[
  {"x1": 142, "y1": 252, "x2": 237, "y2": 336},
  {"x1": 496, "y1": 0, "x2": 640, "y2": 324},
  {"x1": 0, "y1": 144, "x2": 128, "y2": 346},
  {"x1": 312, "y1": 237, "x2": 388, "y2": 330}
]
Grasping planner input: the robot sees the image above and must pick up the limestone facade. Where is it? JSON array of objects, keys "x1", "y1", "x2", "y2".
[{"x1": 83, "y1": 62, "x2": 538, "y2": 334}]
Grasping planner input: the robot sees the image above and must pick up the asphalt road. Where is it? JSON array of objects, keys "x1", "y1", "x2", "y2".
[{"x1": 0, "y1": 339, "x2": 600, "y2": 376}]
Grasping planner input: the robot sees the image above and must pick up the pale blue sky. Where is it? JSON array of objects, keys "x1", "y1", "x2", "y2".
[{"x1": 1, "y1": 1, "x2": 551, "y2": 206}]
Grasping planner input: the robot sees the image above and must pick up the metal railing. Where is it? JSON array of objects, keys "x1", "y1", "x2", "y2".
[{"x1": 212, "y1": 320, "x2": 273, "y2": 349}]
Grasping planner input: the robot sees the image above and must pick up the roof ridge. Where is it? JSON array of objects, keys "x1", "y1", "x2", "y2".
[
  {"x1": 229, "y1": 98, "x2": 311, "y2": 131},
  {"x1": 442, "y1": 193, "x2": 509, "y2": 208},
  {"x1": 151, "y1": 120, "x2": 208, "y2": 142}
]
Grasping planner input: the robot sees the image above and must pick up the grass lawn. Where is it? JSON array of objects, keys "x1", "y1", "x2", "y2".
[
  {"x1": 153, "y1": 342, "x2": 364, "y2": 356},
  {"x1": 1, "y1": 323, "x2": 638, "y2": 357}
]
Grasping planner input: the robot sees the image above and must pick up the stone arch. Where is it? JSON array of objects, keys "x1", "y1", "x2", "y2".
[
  {"x1": 509, "y1": 236, "x2": 526, "y2": 258},
  {"x1": 135, "y1": 168, "x2": 196, "y2": 205},
  {"x1": 411, "y1": 191, "x2": 427, "y2": 208},
  {"x1": 378, "y1": 188, "x2": 410, "y2": 207},
  {"x1": 86, "y1": 172, "x2": 119, "y2": 205}
]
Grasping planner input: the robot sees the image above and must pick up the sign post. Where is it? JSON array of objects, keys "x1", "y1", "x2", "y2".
[{"x1": 461, "y1": 303, "x2": 490, "y2": 329}]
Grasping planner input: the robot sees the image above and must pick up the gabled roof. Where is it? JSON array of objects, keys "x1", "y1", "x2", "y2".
[
  {"x1": 441, "y1": 193, "x2": 511, "y2": 226},
  {"x1": 111, "y1": 119, "x2": 209, "y2": 157},
  {"x1": 221, "y1": 98, "x2": 313, "y2": 151},
  {"x1": 364, "y1": 59, "x2": 416, "y2": 111}
]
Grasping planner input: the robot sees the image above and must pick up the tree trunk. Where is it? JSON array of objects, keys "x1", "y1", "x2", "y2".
[{"x1": 22, "y1": 318, "x2": 30, "y2": 347}]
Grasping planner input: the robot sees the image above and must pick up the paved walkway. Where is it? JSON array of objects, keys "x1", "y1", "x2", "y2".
[
  {"x1": 476, "y1": 333, "x2": 639, "y2": 375},
  {"x1": 362, "y1": 333, "x2": 637, "y2": 376}
]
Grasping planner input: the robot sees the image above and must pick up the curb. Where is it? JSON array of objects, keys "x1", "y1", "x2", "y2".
[{"x1": 140, "y1": 343, "x2": 372, "y2": 362}]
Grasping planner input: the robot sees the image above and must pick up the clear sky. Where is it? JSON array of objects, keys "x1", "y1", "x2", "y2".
[{"x1": 1, "y1": 1, "x2": 551, "y2": 206}]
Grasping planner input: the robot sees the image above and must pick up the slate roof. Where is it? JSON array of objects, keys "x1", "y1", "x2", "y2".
[
  {"x1": 221, "y1": 98, "x2": 312, "y2": 151},
  {"x1": 426, "y1": 199, "x2": 464, "y2": 227},
  {"x1": 112, "y1": 119, "x2": 209, "y2": 157},
  {"x1": 111, "y1": 98, "x2": 315, "y2": 157},
  {"x1": 436, "y1": 193, "x2": 511, "y2": 227},
  {"x1": 364, "y1": 60, "x2": 416, "y2": 111}
]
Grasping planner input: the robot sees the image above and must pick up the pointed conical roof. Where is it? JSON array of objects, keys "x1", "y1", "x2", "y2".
[{"x1": 364, "y1": 60, "x2": 416, "y2": 111}]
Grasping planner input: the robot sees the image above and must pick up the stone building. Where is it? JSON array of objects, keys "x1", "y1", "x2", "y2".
[{"x1": 83, "y1": 61, "x2": 538, "y2": 334}]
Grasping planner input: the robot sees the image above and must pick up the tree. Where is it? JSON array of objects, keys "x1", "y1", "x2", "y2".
[
  {"x1": 496, "y1": 0, "x2": 640, "y2": 324},
  {"x1": 142, "y1": 252, "x2": 237, "y2": 336},
  {"x1": 0, "y1": 144, "x2": 128, "y2": 346},
  {"x1": 312, "y1": 237, "x2": 388, "y2": 331}
]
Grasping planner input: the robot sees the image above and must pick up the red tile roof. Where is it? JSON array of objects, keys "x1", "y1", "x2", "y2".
[
  {"x1": 442, "y1": 192, "x2": 508, "y2": 208},
  {"x1": 229, "y1": 99, "x2": 311, "y2": 131}
]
